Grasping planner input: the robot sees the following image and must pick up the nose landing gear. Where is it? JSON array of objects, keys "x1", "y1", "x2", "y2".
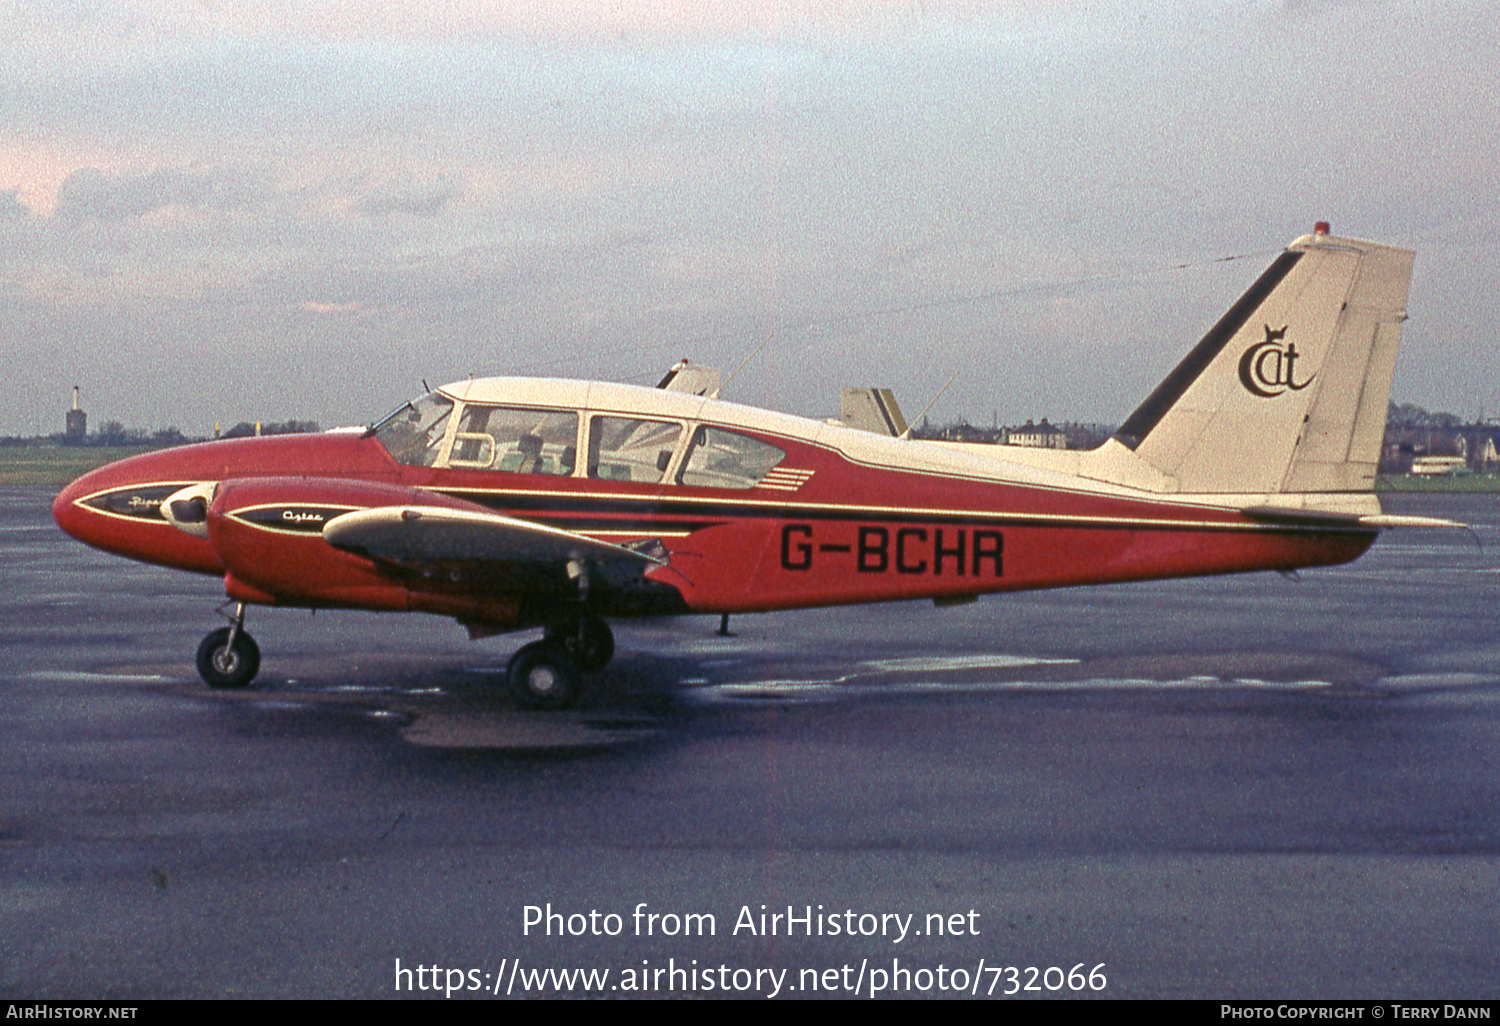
[{"x1": 196, "y1": 602, "x2": 260, "y2": 689}]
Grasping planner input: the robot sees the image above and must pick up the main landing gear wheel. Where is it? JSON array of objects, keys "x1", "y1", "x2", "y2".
[
  {"x1": 507, "y1": 641, "x2": 579, "y2": 710},
  {"x1": 196, "y1": 626, "x2": 261, "y2": 689},
  {"x1": 544, "y1": 615, "x2": 615, "y2": 672}
]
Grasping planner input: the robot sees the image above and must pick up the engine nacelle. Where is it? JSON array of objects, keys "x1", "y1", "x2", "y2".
[{"x1": 206, "y1": 477, "x2": 522, "y2": 625}]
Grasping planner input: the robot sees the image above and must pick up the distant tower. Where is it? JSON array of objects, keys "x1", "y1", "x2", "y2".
[{"x1": 65, "y1": 386, "x2": 87, "y2": 444}]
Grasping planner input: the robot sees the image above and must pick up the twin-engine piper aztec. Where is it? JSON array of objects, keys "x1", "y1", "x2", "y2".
[{"x1": 55, "y1": 224, "x2": 1455, "y2": 708}]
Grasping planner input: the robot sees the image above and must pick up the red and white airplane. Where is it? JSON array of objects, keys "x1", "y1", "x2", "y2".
[{"x1": 54, "y1": 224, "x2": 1448, "y2": 708}]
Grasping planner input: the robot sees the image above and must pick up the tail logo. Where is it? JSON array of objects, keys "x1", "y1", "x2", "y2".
[{"x1": 1238, "y1": 325, "x2": 1314, "y2": 398}]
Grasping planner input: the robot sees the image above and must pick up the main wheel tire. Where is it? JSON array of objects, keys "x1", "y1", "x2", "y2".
[
  {"x1": 507, "y1": 640, "x2": 580, "y2": 710},
  {"x1": 195, "y1": 627, "x2": 261, "y2": 689}
]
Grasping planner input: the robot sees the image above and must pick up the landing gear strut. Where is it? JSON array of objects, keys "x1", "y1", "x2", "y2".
[
  {"x1": 545, "y1": 614, "x2": 615, "y2": 672},
  {"x1": 196, "y1": 602, "x2": 260, "y2": 689},
  {"x1": 507, "y1": 614, "x2": 614, "y2": 710}
]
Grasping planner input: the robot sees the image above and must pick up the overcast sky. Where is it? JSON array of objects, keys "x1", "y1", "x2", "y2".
[{"x1": 2, "y1": 0, "x2": 1496, "y2": 436}]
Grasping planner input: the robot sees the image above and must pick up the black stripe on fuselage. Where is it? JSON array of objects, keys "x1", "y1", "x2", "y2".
[
  {"x1": 440, "y1": 488, "x2": 1372, "y2": 536},
  {"x1": 447, "y1": 489, "x2": 1070, "y2": 528},
  {"x1": 1114, "y1": 249, "x2": 1304, "y2": 449}
]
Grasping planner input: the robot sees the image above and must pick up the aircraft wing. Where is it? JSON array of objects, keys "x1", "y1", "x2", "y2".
[{"x1": 322, "y1": 505, "x2": 666, "y2": 567}]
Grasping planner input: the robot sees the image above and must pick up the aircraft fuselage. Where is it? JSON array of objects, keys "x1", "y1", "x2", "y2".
[{"x1": 54, "y1": 382, "x2": 1373, "y2": 629}]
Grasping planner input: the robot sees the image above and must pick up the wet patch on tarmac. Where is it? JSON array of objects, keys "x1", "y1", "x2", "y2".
[
  {"x1": 64, "y1": 643, "x2": 1421, "y2": 751},
  {"x1": 73, "y1": 651, "x2": 675, "y2": 752},
  {"x1": 399, "y1": 710, "x2": 664, "y2": 749},
  {"x1": 679, "y1": 648, "x2": 1390, "y2": 702}
]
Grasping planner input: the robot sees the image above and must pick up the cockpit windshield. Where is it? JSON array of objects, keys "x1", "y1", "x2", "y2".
[{"x1": 372, "y1": 392, "x2": 455, "y2": 467}]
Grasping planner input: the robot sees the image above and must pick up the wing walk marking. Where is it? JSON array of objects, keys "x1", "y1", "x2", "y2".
[{"x1": 436, "y1": 487, "x2": 1373, "y2": 535}]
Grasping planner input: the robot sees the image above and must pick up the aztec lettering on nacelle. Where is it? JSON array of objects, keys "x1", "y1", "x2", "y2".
[{"x1": 780, "y1": 523, "x2": 1003, "y2": 577}]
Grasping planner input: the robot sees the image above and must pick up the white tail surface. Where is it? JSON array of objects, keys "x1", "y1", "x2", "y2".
[
  {"x1": 1111, "y1": 229, "x2": 1414, "y2": 494},
  {"x1": 656, "y1": 360, "x2": 722, "y2": 397},
  {"x1": 841, "y1": 387, "x2": 910, "y2": 437}
]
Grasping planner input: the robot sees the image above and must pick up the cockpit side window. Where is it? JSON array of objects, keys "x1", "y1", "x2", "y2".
[
  {"x1": 447, "y1": 405, "x2": 578, "y2": 475},
  {"x1": 587, "y1": 416, "x2": 682, "y2": 483},
  {"x1": 373, "y1": 392, "x2": 455, "y2": 467},
  {"x1": 677, "y1": 426, "x2": 786, "y2": 489}
]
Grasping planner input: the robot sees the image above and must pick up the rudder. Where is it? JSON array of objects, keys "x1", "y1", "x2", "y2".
[{"x1": 1113, "y1": 226, "x2": 1414, "y2": 494}]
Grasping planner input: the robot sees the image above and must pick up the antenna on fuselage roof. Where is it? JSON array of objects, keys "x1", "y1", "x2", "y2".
[
  {"x1": 715, "y1": 329, "x2": 776, "y2": 399},
  {"x1": 897, "y1": 368, "x2": 962, "y2": 440}
]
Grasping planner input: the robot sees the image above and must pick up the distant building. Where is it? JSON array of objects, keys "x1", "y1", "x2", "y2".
[
  {"x1": 1004, "y1": 419, "x2": 1068, "y2": 449},
  {"x1": 64, "y1": 386, "x2": 86, "y2": 445},
  {"x1": 1380, "y1": 403, "x2": 1500, "y2": 475},
  {"x1": 1411, "y1": 456, "x2": 1468, "y2": 476}
]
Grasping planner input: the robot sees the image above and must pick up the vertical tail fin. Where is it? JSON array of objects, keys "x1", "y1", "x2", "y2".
[
  {"x1": 841, "y1": 387, "x2": 910, "y2": 437},
  {"x1": 1114, "y1": 226, "x2": 1414, "y2": 494}
]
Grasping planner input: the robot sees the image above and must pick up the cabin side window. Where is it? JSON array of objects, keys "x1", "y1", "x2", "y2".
[
  {"x1": 373, "y1": 393, "x2": 455, "y2": 467},
  {"x1": 676, "y1": 426, "x2": 786, "y2": 489},
  {"x1": 447, "y1": 405, "x2": 578, "y2": 475},
  {"x1": 587, "y1": 417, "x2": 683, "y2": 483}
]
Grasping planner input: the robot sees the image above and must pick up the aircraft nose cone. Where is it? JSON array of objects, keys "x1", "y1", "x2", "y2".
[
  {"x1": 52, "y1": 468, "x2": 97, "y2": 543},
  {"x1": 51, "y1": 457, "x2": 225, "y2": 574}
]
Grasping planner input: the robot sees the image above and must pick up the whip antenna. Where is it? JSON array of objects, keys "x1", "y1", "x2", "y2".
[
  {"x1": 715, "y1": 330, "x2": 775, "y2": 398},
  {"x1": 899, "y1": 369, "x2": 962, "y2": 440}
]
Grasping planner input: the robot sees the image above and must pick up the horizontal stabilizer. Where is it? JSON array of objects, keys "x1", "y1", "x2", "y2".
[
  {"x1": 1356, "y1": 514, "x2": 1471, "y2": 530},
  {"x1": 1241, "y1": 505, "x2": 1467, "y2": 530}
]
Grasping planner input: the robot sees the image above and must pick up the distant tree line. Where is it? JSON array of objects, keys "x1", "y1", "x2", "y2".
[
  {"x1": 0, "y1": 399, "x2": 1485, "y2": 456},
  {"x1": 219, "y1": 419, "x2": 321, "y2": 439},
  {"x1": 1386, "y1": 402, "x2": 1470, "y2": 430},
  {"x1": 911, "y1": 402, "x2": 1488, "y2": 455},
  {"x1": 1, "y1": 419, "x2": 320, "y2": 448},
  {"x1": 910, "y1": 417, "x2": 1114, "y2": 450}
]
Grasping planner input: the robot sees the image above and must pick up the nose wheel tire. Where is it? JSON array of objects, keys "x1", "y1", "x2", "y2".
[
  {"x1": 507, "y1": 640, "x2": 579, "y2": 710},
  {"x1": 196, "y1": 626, "x2": 261, "y2": 689}
]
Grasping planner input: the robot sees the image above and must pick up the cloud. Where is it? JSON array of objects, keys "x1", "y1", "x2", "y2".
[
  {"x1": 1, "y1": 0, "x2": 1496, "y2": 436},
  {"x1": 0, "y1": 190, "x2": 31, "y2": 221},
  {"x1": 51, "y1": 166, "x2": 277, "y2": 223},
  {"x1": 299, "y1": 300, "x2": 364, "y2": 314},
  {"x1": 32, "y1": 1, "x2": 1044, "y2": 44},
  {"x1": 353, "y1": 175, "x2": 464, "y2": 218}
]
